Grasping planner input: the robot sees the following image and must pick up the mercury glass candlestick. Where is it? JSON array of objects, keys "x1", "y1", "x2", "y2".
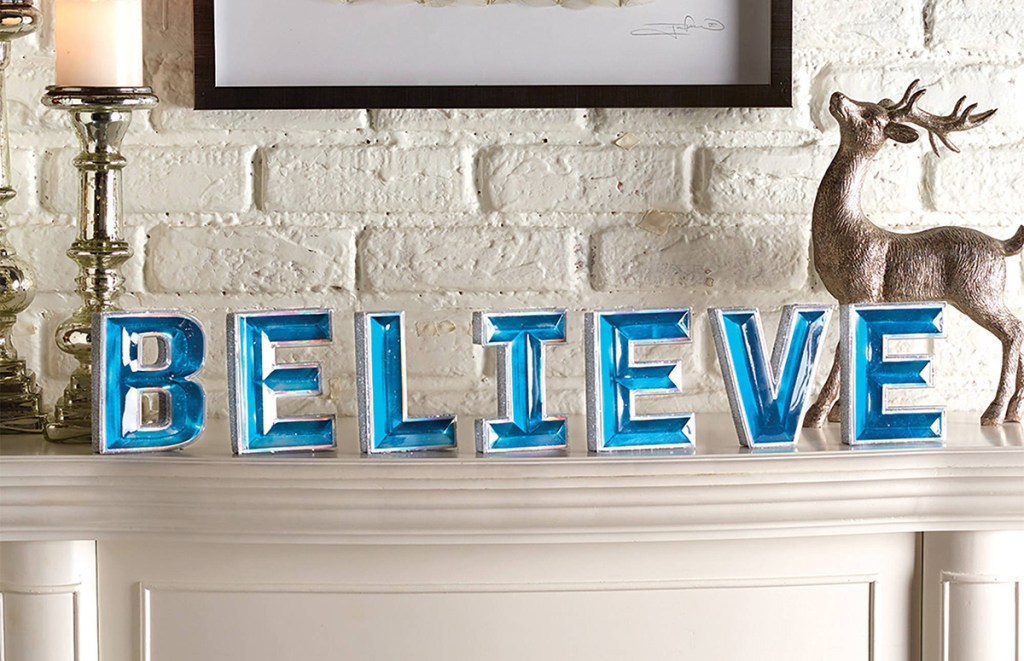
[
  {"x1": 0, "y1": 1, "x2": 44, "y2": 434},
  {"x1": 41, "y1": 86, "x2": 157, "y2": 442}
]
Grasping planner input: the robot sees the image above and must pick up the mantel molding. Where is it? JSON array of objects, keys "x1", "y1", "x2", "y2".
[{"x1": 3, "y1": 415, "x2": 1023, "y2": 545}]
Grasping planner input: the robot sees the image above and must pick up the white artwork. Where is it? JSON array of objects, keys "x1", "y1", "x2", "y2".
[{"x1": 213, "y1": 0, "x2": 771, "y2": 88}]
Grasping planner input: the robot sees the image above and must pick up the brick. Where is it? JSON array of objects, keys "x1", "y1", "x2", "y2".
[
  {"x1": 360, "y1": 228, "x2": 577, "y2": 293},
  {"x1": 700, "y1": 147, "x2": 822, "y2": 214},
  {"x1": 156, "y1": 108, "x2": 369, "y2": 133},
  {"x1": 479, "y1": 146, "x2": 690, "y2": 213},
  {"x1": 145, "y1": 226, "x2": 356, "y2": 294},
  {"x1": 930, "y1": 146, "x2": 1024, "y2": 213},
  {"x1": 44, "y1": 146, "x2": 254, "y2": 214},
  {"x1": 796, "y1": 0, "x2": 922, "y2": 51},
  {"x1": 596, "y1": 107, "x2": 805, "y2": 136},
  {"x1": 592, "y1": 223, "x2": 809, "y2": 293},
  {"x1": 264, "y1": 146, "x2": 473, "y2": 213},
  {"x1": 928, "y1": 0, "x2": 1024, "y2": 53},
  {"x1": 699, "y1": 146, "x2": 921, "y2": 215},
  {"x1": 141, "y1": 0, "x2": 198, "y2": 108},
  {"x1": 405, "y1": 309, "x2": 478, "y2": 378},
  {"x1": 813, "y1": 63, "x2": 1024, "y2": 133},
  {"x1": 143, "y1": 0, "x2": 189, "y2": 47},
  {"x1": 6, "y1": 148, "x2": 38, "y2": 217},
  {"x1": 374, "y1": 108, "x2": 586, "y2": 132},
  {"x1": 5, "y1": 55, "x2": 62, "y2": 133}
]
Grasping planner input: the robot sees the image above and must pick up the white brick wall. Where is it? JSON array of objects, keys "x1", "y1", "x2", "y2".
[
  {"x1": 478, "y1": 146, "x2": 691, "y2": 213},
  {"x1": 359, "y1": 228, "x2": 580, "y2": 293},
  {"x1": 6, "y1": 0, "x2": 1024, "y2": 419},
  {"x1": 45, "y1": 146, "x2": 255, "y2": 214},
  {"x1": 264, "y1": 146, "x2": 474, "y2": 213}
]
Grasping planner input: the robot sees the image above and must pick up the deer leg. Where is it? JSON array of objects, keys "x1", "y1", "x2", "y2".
[
  {"x1": 1004, "y1": 348, "x2": 1024, "y2": 423},
  {"x1": 827, "y1": 401, "x2": 841, "y2": 423},
  {"x1": 804, "y1": 346, "x2": 841, "y2": 428},
  {"x1": 967, "y1": 308, "x2": 1023, "y2": 426}
]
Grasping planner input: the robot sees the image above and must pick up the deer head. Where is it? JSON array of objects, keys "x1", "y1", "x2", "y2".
[{"x1": 829, "y1": 80, "x2": 997, "y2": 157}]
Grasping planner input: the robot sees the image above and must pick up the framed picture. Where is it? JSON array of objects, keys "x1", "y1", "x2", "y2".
[{"x1": 193, "y1": 0, "x2": 791, "y2": 110}]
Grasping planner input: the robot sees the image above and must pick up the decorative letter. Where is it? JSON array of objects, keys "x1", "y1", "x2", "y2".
[
  {"x1": 355, "y1": 311, "x2": 457, "y2": 454},
  {"x1": 473, "y1": 310, "x2": 567, "y2": 454},
  {"x1": 228, "y1": 309, "x2": 335, "y2": 455},
  {"x1": 841, "y1": 302, "x2": 945, "y2": 445},
  {"x1": 585, "y1": 309, "x2": 694, "y2": 452},
  {"x1": 93, "y1": 311, "x2": 205, "y2": 454},
  {"x1": 710, "y1": 306, "x2": 831, "y2": 448}
]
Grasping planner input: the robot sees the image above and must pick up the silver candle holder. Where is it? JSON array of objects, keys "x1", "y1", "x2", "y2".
[
  {"x1": 42, "y1": 86, "x2": 157, "y2": 443},
  {"x1": 0, "y1": 1, "x2": 44, "y2": 434}
]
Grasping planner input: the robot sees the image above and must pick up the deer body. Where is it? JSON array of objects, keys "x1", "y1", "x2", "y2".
[{"x1": 805, "y1": 82, "x2": 1024, "y2": 427}]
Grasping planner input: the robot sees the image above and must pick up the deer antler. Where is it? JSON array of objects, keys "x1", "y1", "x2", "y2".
[
  {"x1": 880, "y1": 79, "x2": 926, "y2": 112},
  {"x1": 883, "y1": 79, "x2": 998, "y2": 156}
]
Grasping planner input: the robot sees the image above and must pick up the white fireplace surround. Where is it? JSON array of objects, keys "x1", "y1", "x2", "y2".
[{"x1": 1, "y1": 414, "x2": 1022, "y2": 660}]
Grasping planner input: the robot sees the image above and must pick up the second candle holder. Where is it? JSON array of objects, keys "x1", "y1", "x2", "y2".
[{"x1": 42, "y1": 86, "x2": 157, "y2": 443}]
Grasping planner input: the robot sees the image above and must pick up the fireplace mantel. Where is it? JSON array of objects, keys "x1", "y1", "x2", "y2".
[
  {"x1": 2, "y1": 414, "x2": 1022, "y2": 544},
  {"x1": 2, "y1": 414, "x2": 1023, "y2": 660}
]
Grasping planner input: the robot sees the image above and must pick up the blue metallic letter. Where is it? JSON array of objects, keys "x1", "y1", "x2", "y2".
[
  {"x1": 228, "y1": 309, "x2": 335, "y2": 455},
  {"x1": 355, "y1": 311, "x2": 457, "y2": 454},
  {"x1": 93, "y1": 311, "x2": 205, "y2": 454},
  {"x1": 585, "y1": 309, "x2": 694, "y2": 452},
  {"x1": 841, "y1": 303, "x2": 946, "y2": 445},
  {"x1": 474, "y1": 310, "x2": 567, "y2": 454},
  {"x1": 710, "y1": 305, "x2": 832, "y2": 448}
]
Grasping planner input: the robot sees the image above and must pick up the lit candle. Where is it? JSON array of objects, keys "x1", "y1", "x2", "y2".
[{"x1": 55, "y1": 0, "x2": 144, "y2": 87}]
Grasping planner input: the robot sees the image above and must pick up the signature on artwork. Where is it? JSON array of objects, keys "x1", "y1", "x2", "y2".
[{"x1": 631, "y1": 16, "x2": 726, "y2": 39}]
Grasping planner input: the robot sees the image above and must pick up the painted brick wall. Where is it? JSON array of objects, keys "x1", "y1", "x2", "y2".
[{"x1": 6, "y1": 0, "x2": 1024, "y2": 421}]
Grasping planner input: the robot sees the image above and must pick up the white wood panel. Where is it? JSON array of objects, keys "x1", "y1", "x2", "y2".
[
  {"x1": 98, "y1": 535, "x2": 919, "y2": 661},
  {"x1": 943, "y1": 579, "x2": 1019, "y2": 661},
  {"x1": 0, "y1": 541, "x2": 98, "y2": 661},
  {"x1": 142, "y1": 580, "x2": 871, "y2": 661},
  {"x1": 0, "y1": 593, "x2": 75, "y2": 661},
  {"x1": 923, "y1": 531, "x2": 1024, "y2": 661}
]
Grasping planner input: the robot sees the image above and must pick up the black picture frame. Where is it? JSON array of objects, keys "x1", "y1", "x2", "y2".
[{"x1": 192, "y1": 0, "x2": 792, "y2": 110}]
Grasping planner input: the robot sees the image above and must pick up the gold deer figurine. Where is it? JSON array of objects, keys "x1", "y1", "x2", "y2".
[{"x1": 805, "y1": 80, "x2": 1024, "y2": 428}]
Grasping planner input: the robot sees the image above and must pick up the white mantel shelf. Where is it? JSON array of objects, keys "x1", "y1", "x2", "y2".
[
  {"x1": 3, "y1": 414, "x2": 1024, "y2": 661},
  {"x1": 3, "y1": 414, "x2": 1022, "y2": 546}
]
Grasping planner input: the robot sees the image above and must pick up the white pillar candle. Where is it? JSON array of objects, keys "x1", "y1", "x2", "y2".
[{"x1": 55, "y1": 0, "x2": 144, "y2": 87}]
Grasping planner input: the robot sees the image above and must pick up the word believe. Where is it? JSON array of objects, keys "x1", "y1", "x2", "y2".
[{"x1": 93, "y1": 303, "x2": 947, "y2": 455}]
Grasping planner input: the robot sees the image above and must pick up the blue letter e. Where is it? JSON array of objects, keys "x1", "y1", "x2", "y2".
[
  {"x1": 228, "y1": 309, "x2": 336, "y2": 455},
  {"x1": 585, "y1": 309, "x2": 694, "y2": 452},
  {"x1": 842, "y1": 303, "x2": 946, "y2": 445},
  {"x1": 93, "y1": 311, "x2": 206, "y2": 454}
]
